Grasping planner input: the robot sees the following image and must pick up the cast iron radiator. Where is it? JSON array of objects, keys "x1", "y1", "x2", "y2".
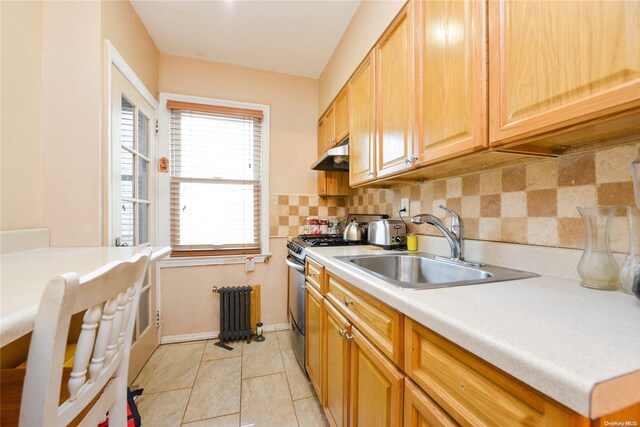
[{"x1": 215, "y1": 286, "x2": 252, "y2": 348}]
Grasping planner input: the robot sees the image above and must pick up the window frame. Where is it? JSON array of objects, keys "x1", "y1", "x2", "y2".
[{"x1": 157, "y1": 92, "x2": 270, "y2": 265}]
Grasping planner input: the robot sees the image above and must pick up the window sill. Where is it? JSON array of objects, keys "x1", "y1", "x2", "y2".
[{"x1": 159, "y1": 253, "x2": 272, "y2": 268}]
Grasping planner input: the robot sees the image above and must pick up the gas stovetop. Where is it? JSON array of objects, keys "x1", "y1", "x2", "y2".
[
  {"x1": 295, "y1": 234, "x2": 365, "y2": 247},
  {"x1": 287, "y1": 234, "x2": 366, "y2": 263}
]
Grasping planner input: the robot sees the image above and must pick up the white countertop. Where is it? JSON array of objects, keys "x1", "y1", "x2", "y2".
[
  {"x1": 306, "y1": 245, "x2": 640, "y2": 418},
  {"x1": 0, "y1": 245, "x2": 171, "y2": 346}
]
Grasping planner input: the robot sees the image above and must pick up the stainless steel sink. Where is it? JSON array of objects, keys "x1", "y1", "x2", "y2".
[{"x1": 335, "y1": 253, "x2": 538, "y2": 289}]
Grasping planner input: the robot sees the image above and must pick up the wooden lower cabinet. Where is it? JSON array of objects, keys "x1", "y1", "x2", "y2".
[
  {"x1": 324, "y1": 300, "x2": 350, "y2": 427},
  {"x1": 349, "y1": 327, "x2": 404, "y2": 427},
  {"x1": 306, "y1": 284, "x2": 324, "y2": 400},
  {"x1": 326, "y1": 272, "x2": 403, "y2": 366},
  {"x1": 404, "y1": 379, "x2": 458, "y2": 427},
  {"x1": 321, "y1": 298, "x2": 403, "y2": 427},
  {"x1": 404, "y1": 318, "x2": 587, "y2": 426}
]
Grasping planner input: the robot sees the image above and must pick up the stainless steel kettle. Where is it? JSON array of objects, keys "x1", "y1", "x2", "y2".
[{"x1": 343, "y1": 218, "x2": 364, "y2": 241}]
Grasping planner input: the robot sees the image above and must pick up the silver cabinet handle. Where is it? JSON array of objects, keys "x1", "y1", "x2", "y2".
[
  {"x1": 345, "y1": 334, "x2": 354, "y2": 341},
  {"x1": 343, "y1": 298, "x2": 353, "y2": 306},
  {"x1": 338, "y1": 328, "x2": 347, "y2": 337}
]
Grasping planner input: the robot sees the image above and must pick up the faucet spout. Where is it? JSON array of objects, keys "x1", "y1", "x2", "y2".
[{"x1": 411, "y1": 212, "x2": 464, "y2": 261}]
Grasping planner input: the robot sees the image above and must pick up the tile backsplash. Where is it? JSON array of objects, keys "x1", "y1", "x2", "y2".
[
  {"x1": 347, "y1": 142, "x2": 639, "y2": 253},
  {"x1": 269, "y1": 194, "x2": 348, "y2": 237}
]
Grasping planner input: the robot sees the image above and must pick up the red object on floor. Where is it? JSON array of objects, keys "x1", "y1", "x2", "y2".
[{"x1": 97, "y1": 388, "x2": 142, "y2": 427}]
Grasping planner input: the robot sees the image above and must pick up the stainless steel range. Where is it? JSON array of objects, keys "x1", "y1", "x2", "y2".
[{"x1": 285, "y1": 214, "x2": 387, "y2": 371}]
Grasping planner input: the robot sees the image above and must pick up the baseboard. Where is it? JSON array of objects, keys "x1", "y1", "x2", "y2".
[{"x1": 160, "y1": 322, "x2": 291, "y2": 344}]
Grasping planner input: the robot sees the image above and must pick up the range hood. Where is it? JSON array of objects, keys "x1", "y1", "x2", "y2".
[{"x1": 311, "y1": 140, "x2": 349, "y2": 171}]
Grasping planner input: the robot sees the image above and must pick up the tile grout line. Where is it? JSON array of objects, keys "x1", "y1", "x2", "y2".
[
  {"x1": 278, "y1": 340, "x2": 302, "y2": 427},
  {"x1": 180, "y1": 342, "x2": 207, "y2": 425},
  {"x1": 133, "y1": 345, "x2": 166, "y2": 389}
]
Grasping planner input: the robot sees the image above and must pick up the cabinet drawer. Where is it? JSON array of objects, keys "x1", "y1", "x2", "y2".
[
  {"x1": 306, "y1": 258, "x2": 324, "y2": 292},
  {"x1": 404, "y1": 318, "x2": 580, "y2": 426},
  {"x1": 326, "y1": 272, "x2": 403, "y2": 366},
  {"x1": 404, "y1": 378, "x2": 458, "y2": 427}
]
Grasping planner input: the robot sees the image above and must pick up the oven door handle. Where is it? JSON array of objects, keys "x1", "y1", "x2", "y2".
[{"x1": 285, "y1": 255, "x2": 306, "y2": 272}]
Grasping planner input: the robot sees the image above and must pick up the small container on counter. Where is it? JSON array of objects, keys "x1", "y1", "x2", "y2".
[
  {"x1": 319, "y1": 218, "x2": 329, "y2": 234},
  {"x1": 307, "y1": 216, "x2": 319, "y2": 235},
  {"x1": 328, "y1": 217, "x2": 341, "y2": 235},
  {"x1": 406, "y1": 234, "x2": 418, "y2": 251}
]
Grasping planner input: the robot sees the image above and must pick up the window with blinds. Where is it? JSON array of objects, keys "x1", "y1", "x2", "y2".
[{"x1": 169, "y1": 101, "x2": 263, "y2": 256}]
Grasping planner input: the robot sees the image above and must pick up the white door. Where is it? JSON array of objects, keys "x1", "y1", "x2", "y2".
[{"x1": 110, "y1": 64, "x2": 158, "y2": 380}]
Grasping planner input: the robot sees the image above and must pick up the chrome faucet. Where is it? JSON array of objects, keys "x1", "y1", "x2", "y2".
[{"x1": 411, "y1": 205, "x2": 464, "y2": 261}]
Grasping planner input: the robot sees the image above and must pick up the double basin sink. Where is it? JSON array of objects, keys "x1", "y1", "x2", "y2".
[{"x1": 335, "y1": 252, "x2": 538, "y2": 290}]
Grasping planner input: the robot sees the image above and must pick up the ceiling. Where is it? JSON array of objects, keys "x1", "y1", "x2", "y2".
[{"x1": 131, "y1": 0, "x2": 361, "y2": 78}]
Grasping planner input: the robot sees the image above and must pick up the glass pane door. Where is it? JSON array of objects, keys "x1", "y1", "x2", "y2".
[
  {"x1": 118, "y1": 97, "x2": 151, "y2": 246},
  {"x1": 111, "y1": 65, "x2": 155, "y2": 249},
  {"x1": 110, "y1": 64, "x2": 158, "y2": 382}
]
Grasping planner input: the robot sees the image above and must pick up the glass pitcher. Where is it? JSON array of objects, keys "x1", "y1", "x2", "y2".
[{"x1": 577, "y1": 206, "x2": 619, "y2": 290}]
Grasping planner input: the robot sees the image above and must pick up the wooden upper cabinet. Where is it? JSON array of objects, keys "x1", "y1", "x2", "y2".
[
  {"x1": 349, "y1": 51, "x2": 377, "y2": 186},
  {"x1": 489, "y1": 0, "x2": 640, "y2": 146},
  {"x1": 318, "y1": 115, "x2": 327, "y2": 158},
  {"x1": 325, "y1": 105, "x2": 336, "y2": 151},
  {"x1": 335, "y1": 87, "x2": 350, "y2": 144},
  {"x1": 376, "y1": 6, "x2": 415, "y2": 178},
  {"x1": 414, "y1": 0, "x2": 488, "y2": 166},
  {"x1": 317, "y1": 118, "x2": 351, "y2": 197}
]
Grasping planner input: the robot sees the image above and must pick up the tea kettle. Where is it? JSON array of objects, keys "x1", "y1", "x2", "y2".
[{"x1": 343, "y1": 218, "x2": 364, "y2": 242}]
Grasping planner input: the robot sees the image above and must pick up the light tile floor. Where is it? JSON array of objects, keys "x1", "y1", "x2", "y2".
[{"x1": 132, "y1": 331, "x2": 329, "y2": 427}]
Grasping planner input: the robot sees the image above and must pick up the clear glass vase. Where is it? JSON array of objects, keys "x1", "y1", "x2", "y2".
[
  {"x1": 619, "y1": 206, "x2": 640, "y2": 294},
  {"x1": 577, "y1": 206, "x2": 619, "y2": 290}
]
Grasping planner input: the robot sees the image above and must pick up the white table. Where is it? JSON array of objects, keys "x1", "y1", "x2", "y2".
[{"x1": 0, "y1": 246, "x2": 171, "y2": 346}]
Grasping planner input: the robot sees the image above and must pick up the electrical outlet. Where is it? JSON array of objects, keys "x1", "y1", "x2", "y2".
[
  {"x1": 400, "y1": 198, "x2": 410, "y2": 217},
  {"x1": 246, "y1": 256, "x2": 255, "y2": 272}
]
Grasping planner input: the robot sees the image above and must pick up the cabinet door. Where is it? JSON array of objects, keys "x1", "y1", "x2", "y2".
[
  {"x1": 335, "y1": 87, "x2": 350, "y2": 143},
  {"x1": 414, "y1": 0, "x2": 487, "y2": 165},
  {"x1": 489, "y1": 0, "x2": 640, "y2": 145},
  {"x1": 376, "y1": 6, "x2": 415, "y2": 178},
  {"x1": 318, "y1": 117, "x2": 327, "y2": 157},
  {"x1": 326, "y1": 105, "x2": 336, "y2": 151},
  {"x1": 350, "y1": 327, "x2": 403, "y2": 427},
  {"x1": 349, "y1": 51, "x2": 376, "y2": 186},
  {"x1": 306, "y1": 284, "x2": 324, "y2": 399},
  {"x1": 324, "y1": 300, "x2": 351, "y2": 427},
  {"x1": 404, "y1": 379, "x2": 458, "y2": 427},
  {"x1": 318, "y1": 119, "x2": 328, "y2": 196}
]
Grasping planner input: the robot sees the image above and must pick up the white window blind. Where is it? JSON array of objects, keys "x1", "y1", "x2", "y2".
[{"x1": 169, "y1": 101, "x2": 263, "y2": 255}]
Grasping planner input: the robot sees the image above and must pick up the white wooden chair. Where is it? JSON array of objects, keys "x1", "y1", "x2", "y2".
[{"x1": 19, "y1": 248, "x2": 152, "y2": 427}]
